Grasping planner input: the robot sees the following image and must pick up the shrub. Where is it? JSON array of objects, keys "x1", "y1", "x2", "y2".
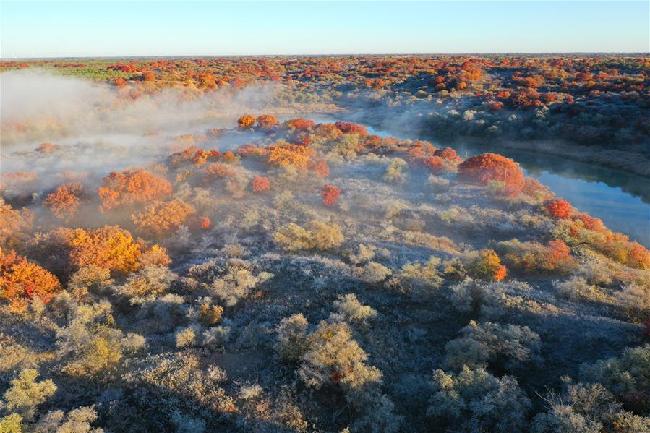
[
  {"x1": 427, "y1": 366, "x2": 531, "y2": 433},
  {"x1": 383, "y1": 158, "x2": 408, "y2": 183},
  {"x1": 44, "y1": 183, "x2": 82, "y2": 219},
  {"x1": 131, "y1": 199, "x2": 196, "y2": 237},
  {"x1": 311, "y1": 159, "x2": 330, "y2": 178},
  {"x1": 545, "y1": 199, "x2": 573, "y2": 219},
  {"x1": 358, "y1": 261, "x2": 392, "y2": 284},
  {"x1": 0, "y1": 200, "x2": 32, "y2": 249},
  {"x1": 116, "y1": 266, "x2": 176, "y2": 303},
  {"x1": 250, "y1": 176, "x2": 270, "y2": 193},
  {"x1": 274, "y1": 221, "x2": 344, "y2": 251},
  {"x1": 208, "y1": 259, "x2": 272, "y2": 307},
  {"x1": 299, "y1": 321, "x2": 382, "y2": 391},
  {"x1": 321, "y1": 184, "x2": 341, "y2": 207},
  {"x1": 395, "y1": 256, "x2": 443, "y2": 294},
  {"x1": 67, "y1": 265, "x2": 113, "y2": 298},
  {"x1": 256, "y1": 114, "x2": 279, "y2": 130},
  {"x1": 334, "y1": 121, "x2": 368, "y2": 136},
  {"x1": 580, "y1": 344, "x2": 650, "y2": 414},
  {"x1": 331, "y1": 293, "x2": 377, "y2": 325},
  {"x1": 458, "y1": 153, "x2": 526, "y2": 195},
  {"x1": 54, "y1": 226, "x2": 142, "y2": 275},
  {"x1": 1, "y1": 369, "x2": 56, "y2": 421},
  {"x1": 32, "y1": 406, "x2": 103, "y2": 433},
  {"x1": 496, "y1": 239, "x2": 575, "y2": 273},
  {"x1": 175, "y1": 326, "x2": 198, "y2": 348},
  {"x1": 444, "y1": 320, "x2": 541, "y2": 371},
  {"x1": 284, "y1": 118, "x2": 315, "y2": 130},
  {"x1": 0, "y1": 250, "x2": 61, "y2": 312},
  {"x1": 237, "y1": 114, "x2": 256, "y2": 129},
  {"x1": 98, "y1": 169, "x2": 172, "y2": 211},
  {"x1": 267, "y1": 142, "x2": 314, "y2": 170},
  {"x1": 467, "y1": 249, "x2": 507, "y2": 281},
  {"x1": 275, "y1": 313, "x2": 310, "y2": 362}
]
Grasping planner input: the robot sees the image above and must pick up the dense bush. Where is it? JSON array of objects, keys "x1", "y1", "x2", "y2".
[
  {"x1": 0, "y1": 250, "x2": 61, "y2": 312},
  {"x1": 98, "y1": 169, "x2": 172, "y2": 211},
  {"x1": 458, "y1": 153, "x2": 526, "y2": 195},
  {"x1": 131, "y1": 199, "x2": 196, "y2": 237},
  {"x1": 427, "y1": 366, "x2": 531, "y2": 433},
  {"x1": 274, "y1": 220, "x2": 344, "y2": 251}
]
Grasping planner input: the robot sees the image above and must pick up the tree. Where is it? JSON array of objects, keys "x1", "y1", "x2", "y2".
[
  {"x1": 0, "y1": 250, "x2": 61, "y2": 312},
  {"x1": 1, "y1": 369, "x2": 56, "y2": 421}
]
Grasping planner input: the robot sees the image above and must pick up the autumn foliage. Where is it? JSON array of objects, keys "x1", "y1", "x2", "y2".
[
  {"x1": 468, "y1": 249, "x2": 507, "y2": 281},
  {"x1": 238, "y1": 114, "x2": 256, "y2": 129},
  {"x1": 251, "y1": 176, "x2": 271, "y2": 193},
  {"x1": 458, "y1": 153, "x2": 525, "y2": 195},
  {"x1": 0, "y1": 249, "x2": 61, "y2": 312},
  {"x1": 284, "y1": 118, "x2": 315, "y2": 130},
  {"x1": 54, "y1": 226, "x2": 168, "y2": 275},
  {"x1": 131, "y1": 200, "x2": 196, "y2": 237},
  {"x1": 267, "y1": 143, "x2": 314, "y2": 170},
  {"x1": 256, "y1": 114, "x2": 279, "y2": 130},
  {"x1": 98, "y1": 169, "x2": 172, "y2": 211},
  {"x1": 321, "y1": 184, "x2": 341, "y2": 207},
  {"x1": 44, "y1": 183, "x2": 82, "y2": 219},
  {"x1": 545, "y1": 199, "x2": 573, "y2": 219}
]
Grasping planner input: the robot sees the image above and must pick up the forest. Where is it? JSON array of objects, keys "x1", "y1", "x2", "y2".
[{"x1": 0, "y1": 55, "x2": 649, "y2": 433}]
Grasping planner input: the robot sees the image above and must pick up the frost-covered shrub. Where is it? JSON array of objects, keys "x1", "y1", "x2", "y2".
[
  {"x1": 554, "y1": 276, "x2": 608, "y2": 303},
  {"x1": 116, "y1": 266, "x2": 177, "y2": 304},
  {"x1": 274, "y1": 220, "x2": 344, "y2": 252},
  {"x1": 299, "y1": 321, "x2": 382, "y2": 391},
  {"x1": 275, "y1": 313, "x2": 310, "y2": 362},
  {"x1": 580, "y1": 344, "x2": 650, "y2": 414},
  {"x1": 330, "y1": 293, "x2": 377, "y2": 325},
  {"x1": 383, "y1": 158, "x2": 408, "y2": 183},
  {"x1": 616, "y1": 282, "x2": 650, "y2": 322},
  {"x1": 33, "y1": 406, "x2": 103, "y2": 433},
  {"x1": 393, "y1": 256, "x2": 443, "y2": 295},
  {"x1": 1, "y1": 369, "x2": 56, "y2": 421},
  {"x1": 466, "y1": 249, "x2": 507, "y2": 282},
  {"x1": 444, "y1": 320, "x2": 541, "y2": 371},
  {"x1": 67, "y1": 265, "x2": 112, "y2": 298},
  {"x1": 531, "y1": 383, "x2": 650, "y2": 433},
  {"x1": 349, "y1": 244, "x2": 376, "y2": 265},
  {"x1": 175, "y1": 326, "x2": 198, "y2": 348},
  {"x1": 201, "y1": 326, "x2": 230, "y2": 349},
  {"x1": 208, "y1": 260, "x2": 272, "y2": 307},
  {"x1": 427, "y1": 366, "x2": 531, "y2": 433},
  {"x1": 357, "y1": 261, "x2": 392, "y2": 284}
]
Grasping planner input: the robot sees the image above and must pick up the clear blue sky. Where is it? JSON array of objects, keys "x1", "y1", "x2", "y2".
[{"x1": 1, "y1": 1, "x2": 648, "y2": 58}]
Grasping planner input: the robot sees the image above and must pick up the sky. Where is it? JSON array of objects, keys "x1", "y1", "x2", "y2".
[{"x1": 1, "y1": 1, "x2": 648, "y2": 58}]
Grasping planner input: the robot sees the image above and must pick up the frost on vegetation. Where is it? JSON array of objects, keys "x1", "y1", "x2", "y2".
[
  {"x1": 330, "y1": 293, "x2": 377, "y2": 326},
  {"x1": 444, "y1": 320, "x2": 541, "y2": 371},
  {"x1": 427, "y1": 366, "x2": 531, "y2": 433},
  {"x1": 391, "y1": 256, "x2": 443, "y2": 295},
  {"x1": 579, "y1": 344, "x2": 650, "y2": 414},
  {"x1": 383, "y1": 158, "x2": 408, "y2": 183},
  {"x1": 275, "y1": 313, "x2": 310, "y2": 362},
  {"x1": 115, "y1": 265, "x2": 177, "y2": 304},
  {"x1": 188, "y1": 258, "x2": 272, "y2": 307},
  {"x1": 532, "y1": 382, "x2": 650, "y2": 433},
  {"x1": 274, "y1": 220, "x2": 344, "y2": 252},
  {"x1": 357, "y1": 261, "x2": 392, "y2": 284},
  {"x1": 1, "y1": 369, "x2": 56, "y2": 421},
  {"x1": 31, "y1": 406, "x2": 104, "y2": 433}
]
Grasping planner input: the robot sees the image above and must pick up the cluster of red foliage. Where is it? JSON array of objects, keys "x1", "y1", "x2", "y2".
[
  {"x1": 98, "y1": 169, "x2": 172, "y2": 211},
  {"x1": 284, "y1": 118, "x2": 315, "y2": 131},
  {"x1": 334, "y1": 121, "x2": 368, "y2": 136},
  {"x1": 311, "y1": 160, "x2": 330, "y2": 178},
  {"x1": 546, "y1": 240, "x2": 573, "y2": 270},
  {"x1": 321, "y1": 184, "x2": 341, "y2": 207},
  {"x1": 545, "y1": 199, "x2": 573, "y2": 219},
  {"x1": 197, "y1": 216, "x2": 212, "y2": 230},
  {"x1": 458, "y1": 153, "x2": 525, "y2": 195},
  {"x1": 469, "y1": 249, "x2": 507, "y2": 282},
  {"x1": 251, "y1": 176, "x2": 271, "y2": 193},
  {"x1": 44, "y1": 183, "x2": 82, "y2": 219}
]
